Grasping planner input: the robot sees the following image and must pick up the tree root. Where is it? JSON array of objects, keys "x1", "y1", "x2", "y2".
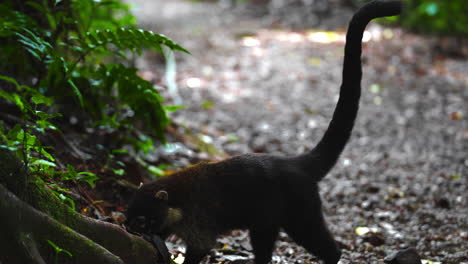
[{"x1": 0, "y1": 148, "x2": 160, "y2": 264}]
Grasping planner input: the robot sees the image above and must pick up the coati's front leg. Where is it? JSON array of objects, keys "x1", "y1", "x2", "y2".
[
  {"x1": 183, "y1": 245, "x2": 212, "y2": 264},
  {"x1": 181, "y1": 229, "x2": 217, "y2": 264}
]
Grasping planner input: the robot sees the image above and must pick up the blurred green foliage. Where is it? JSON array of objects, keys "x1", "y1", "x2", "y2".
[
  {"x1": 0, "y1": 1, "x2": 187, "y2": 141},
  {"x1": 0, "y1": 0, "x2": 188, "y2": 200},
  {"x1": 356, "y1": 0, "x2": 467, "y2": 36},
  {"x1": 400, "y1": 0, "x2": 468, "y2": 36}
]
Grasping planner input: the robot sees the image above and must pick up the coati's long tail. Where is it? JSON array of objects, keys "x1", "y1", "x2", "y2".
[{"x1": 302, "y1": 0, "x2": 402, "y2": 179}]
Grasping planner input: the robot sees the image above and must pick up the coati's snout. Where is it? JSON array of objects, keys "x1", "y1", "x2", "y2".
[
  {"x1": 125, "y1": 190, "x2": 170, "y2": 235},
  {"x1": 126, "y1": 215, "x2": 147, "y2": 234}
]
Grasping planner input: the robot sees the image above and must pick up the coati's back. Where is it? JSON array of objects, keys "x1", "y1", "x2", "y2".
[
  {"x1": 126, "y1": 1, "x2": 403, "y2": 264},
  {"x1": 142, "y1": 154, "x2": 293, "y2": 226}
]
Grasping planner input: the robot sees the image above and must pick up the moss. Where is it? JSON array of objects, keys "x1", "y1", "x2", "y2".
[
  {"x1": 33, "y1": 210, "x2": 121, "y2": 264},
  {"x1": 27, "y1": 178, "x2": 80, "y2": 226},
  {"x1": 0, "y1": 149, "x2": 76, "y2": 224},
  {"x1": 0, "y1": 148, "x2": 27, "y2": 195}
]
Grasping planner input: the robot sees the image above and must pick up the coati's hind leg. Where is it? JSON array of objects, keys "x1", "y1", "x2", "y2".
[
  {"x1": 282, "y1": 207, "x2": 341, "y2": 264},
  {"x1": 249, "y1": 226, "x2": 280, "y2": 264}
]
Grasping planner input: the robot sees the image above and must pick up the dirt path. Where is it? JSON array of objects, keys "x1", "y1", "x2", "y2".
[{"x1": 128, "y1": 0, "x2": 467, "y2": 263}]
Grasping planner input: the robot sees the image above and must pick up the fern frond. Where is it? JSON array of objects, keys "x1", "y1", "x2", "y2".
[
  {"x1": 83, "y1": 27, "x2": 190, "y2": 56},
  {"x1": 94, "y1": 64, "x2": 170, "y2": 141},
  {"x1": 0, "y1": 74, "x2": 49, "y2": 112},
  {"x1": 0, "y1": 4, "x2": 39, "y2": 37},
  {"x1": 15, "y1": 28, "x2": 53, "y2": 60}
]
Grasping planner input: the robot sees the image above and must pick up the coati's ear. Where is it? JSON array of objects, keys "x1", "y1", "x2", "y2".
[
  {"x1": 138, "y1": 182, "x2": 143, "y2": 189},
  {"x1": 155, "y1": 190, "x2": 168, "y2": 201}
]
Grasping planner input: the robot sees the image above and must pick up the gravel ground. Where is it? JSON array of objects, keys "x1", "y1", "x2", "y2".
[{"x1": 127, "y1": 0, "x2": 468, "y2": 263}]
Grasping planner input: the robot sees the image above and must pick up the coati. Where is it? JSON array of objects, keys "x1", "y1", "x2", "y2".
[{"x1": 126, "y1": 1, "x2": 403, "y2": 263}]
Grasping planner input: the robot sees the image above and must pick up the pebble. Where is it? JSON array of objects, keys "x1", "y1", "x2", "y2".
[{"x1": 384, "y1": 247, "x2": 422, "y2": 264}]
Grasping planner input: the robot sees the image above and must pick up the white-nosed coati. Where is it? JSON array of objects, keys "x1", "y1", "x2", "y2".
[{"x1": 126, "y1": 1, "x2": 403, "y2": 263}]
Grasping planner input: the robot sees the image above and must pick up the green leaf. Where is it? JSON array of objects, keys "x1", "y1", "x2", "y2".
[
  {"x1": 46, "y1": 240, "x2": 73, "y2": 257},
  {"x1": 66, "y1": 164, "x2": 77, "y2": 176},
  {"x1": 40, "y1": 148, "x2": 55, "y2": 162},
  {"x1": 164, "y1": 105, "x2": 186, "y2": 112},
  {"x1": 0, "y1": 89, "x2": 14, "y2": 102},
  {"x1": 0, "y1": 145, "x2": 19, "y2": 152},
  {"x1": 58, "y1": 193, "x2": 76, "y2": 210},
  {"x1": 98, "y1": 63, "x2": 170, "y2": 142},
  {"x1": 26, "y1": 134, "x2": 37, "y2": 147},
  {"x1": 32, "y1": 159, "x2": 57, "y2": 167},
  {"x1": 35, "y1": 111, "x2": 61, "y2": 123},
  {"x1": 67, "y1": 79, "x2": 84, "y2": 107},
  {"x1": 7, "y1": 125, "x2": 23, "y2": 140},
  {"x1": 77, "y1": 171, "x2": 96, "y2": 176},
  {"x1": 47, "y1": 183, "x2": 70, "y2": 193},
  {"x1": 13, "y1": 93, "x2": 25, "y2": 111},
  {"x1": 147, "y1": 165, "x2": 164, "y2": 177},
  {"x1": 77, "y1": 172, "x2": 99, "y2": 188},
  {"x1": 84, "y1": 27, "x2": 190, "y2": 56},
  {"x1": 14, "y1": 28, "x2": 52, "y2": 60},
  {"x1": 15, "y1": 128, "x2": 25, "y2": 141},
  {"x1": 0, "y1": 89, "x2": 26, "y2": 111},
  {"x1": 0, "y1": 75, "x2": 20, "y2": 88},
  {"x1": 112, "y1": 168, "x2": 125, "y2": 176},
  {"x1": 31, "y1": 94, "x2": 53, "y2": 106},
  {"x1": 111, "y1": 149, "x2": 128, "y2": 154},
  {"x1": 34, "y1": 120, "x2": 54, "y2": 132}
]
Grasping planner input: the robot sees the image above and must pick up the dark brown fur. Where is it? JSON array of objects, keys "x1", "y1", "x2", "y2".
[{"x1": 126, "y1": 1, "x2": 403, "y2": 263}]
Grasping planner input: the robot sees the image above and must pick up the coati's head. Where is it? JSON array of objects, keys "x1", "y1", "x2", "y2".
[{"x1": 126, "y1": 188, "x2": 172, "y2": 235}]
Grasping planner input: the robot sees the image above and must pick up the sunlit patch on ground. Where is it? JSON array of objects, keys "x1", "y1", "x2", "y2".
[
  {"x1": 307, "y1": 31, "x2": 346, "y2": 43},
  {"x1": 185, "y1": 77, "x2": 202, "y2": 88},
  {"x1": 240, "y1": 26, "x2": 396, "y2": 48},
  {"x1": 241, "y1": 36, "x2": 261, "y2": 47}
]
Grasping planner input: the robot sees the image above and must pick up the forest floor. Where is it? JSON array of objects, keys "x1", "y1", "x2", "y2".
[{"x1": 121, "y1": 0, "x2": 468, "y2": 263}]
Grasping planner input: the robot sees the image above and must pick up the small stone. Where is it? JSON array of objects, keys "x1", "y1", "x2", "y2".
[
  {"x1": 434, "y1": 197, "x2": 450, "y2": 209},
  {"x1": 365, "y1": 184, "x2": 380, "y2": 193},
  {"x1": 384, "y1": 247, "x2": 422, "y2": 264}
]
